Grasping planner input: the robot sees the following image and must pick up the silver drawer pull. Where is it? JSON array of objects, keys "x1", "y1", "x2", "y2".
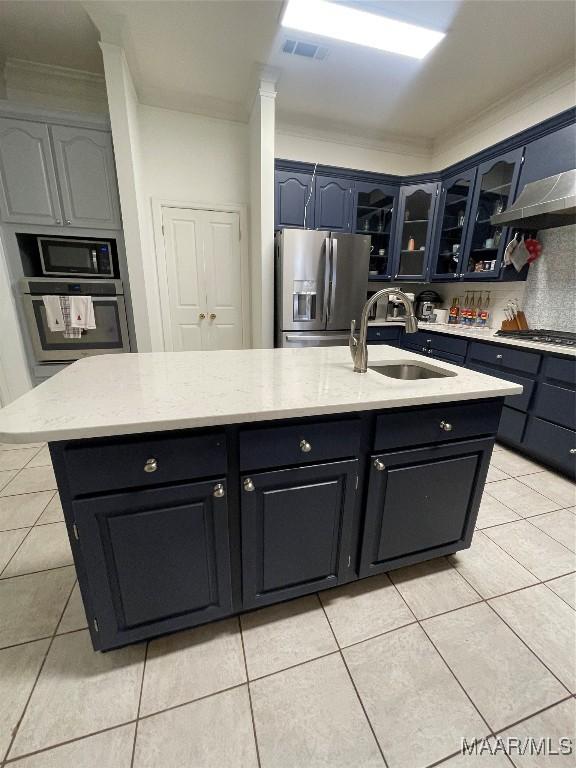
[
  {"x1": 496, "y1": 354, "x2": 503, "y2": 359},
  {"x1": 373, "y1": 458, "x2": 385, "y2": 471},
  {"x1": 144, "y1": 458, "x2": 158, "y2": 473},
  {"x1": 213, "y1": 483, "x2": 225, "y2": 498},
  {"x1": 570, "y1": 448, "x2": 576, "y2": 455},
  {"x1": 244, "y1": 478, "x2": 255, "y2": 492},
  {"x1": 300, "y1": 439, "x2": 312, "y2": 453},
  {"x1": 439, "y1": 421, "x2": 453, "y2": 432}
]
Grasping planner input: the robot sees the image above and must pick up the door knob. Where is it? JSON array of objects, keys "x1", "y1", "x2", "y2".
[
  {"x1": 299, "y1": 439, "x2": 312, "y2": 453},
  {"x1": 439, "y1": 421, "x2": 453, "y2": 432},
  {"x1": 210, "y1": 313, "x2": 217, "y2": 320},
  {"x1": 213, "y1": 483, "x2": 225, "y2": 498},
  {"x1": 244, "y1": 478, "x2": 255, "y2": 492},
  {"x1": 144, "y1": 458, "x2": 158, "y2": 473},
  {"x1": 373, "y1": 458, "x2": 385, "y2": 471},
  {"x1": 199, "y1": 313, "x2": 206, "y2": 320}
]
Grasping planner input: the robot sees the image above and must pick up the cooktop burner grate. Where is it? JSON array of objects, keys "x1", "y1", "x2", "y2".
[{"x1": 495, "y1": 329, "x2": 576, "y2": 347}]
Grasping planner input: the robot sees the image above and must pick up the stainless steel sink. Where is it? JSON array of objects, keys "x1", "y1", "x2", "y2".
[{"x1": 368, "y1": 363, "x2": 456, "y2": 380}]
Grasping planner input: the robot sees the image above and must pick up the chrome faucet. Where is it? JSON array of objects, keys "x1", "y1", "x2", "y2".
[{"x1": 349, "y1": 288, "x2": 418, "y2": 373}]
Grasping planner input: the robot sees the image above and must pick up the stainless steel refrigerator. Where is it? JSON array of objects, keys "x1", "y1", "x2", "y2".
[{"x1": 275, "y1": 229, "x2": 371, "y2": 348}]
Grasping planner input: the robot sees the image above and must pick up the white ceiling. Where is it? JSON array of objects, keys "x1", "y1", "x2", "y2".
[{"x1": 1, "y1": 1, "x2": 574, "y2": 144}]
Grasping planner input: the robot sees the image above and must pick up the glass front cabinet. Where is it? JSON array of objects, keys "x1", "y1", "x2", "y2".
[
  {"x1": 354, "y1": 182, "x2": 398, "y2": 280},
  {"x1": 392, "y1": 182, "x2": 438, "y2": 281},
  {"x1": 430, "y1": 168, "x2": 476, "y2": 280},
  {"x1": 460, "y1": 148, "x2": 524, "y2": 280}
]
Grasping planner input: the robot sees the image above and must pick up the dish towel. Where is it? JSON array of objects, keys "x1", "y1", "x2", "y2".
[
  {"x1": 59, "y1": 297, "x2": 82, "y2": 339},
  {"x1": 42, "y1": 295, "x2": 65, "y2": 332},
  {"x1": 69, "y1": 296, "x2": 96, "y2": 331}
]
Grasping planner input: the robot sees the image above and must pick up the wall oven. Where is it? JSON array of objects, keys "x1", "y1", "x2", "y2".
[
  {"x1": 20, "y1": 278, "x2": 130, "y2": 363},
  {"x1": 38, "y1": 237, "x2": 114, "y2": 278}
]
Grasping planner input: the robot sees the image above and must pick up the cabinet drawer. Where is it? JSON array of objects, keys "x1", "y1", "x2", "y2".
[
  {"x1": 533, "y1": 383, "x2": 576, "y2": 430},
  {"x1": 367, "y1": 326, "x2": 401, "y2": 343},
  {"x1": 498, "y1": 407, "x2": 526, "y2": 444},
  {"x1": 430, "y1": 350, "x2": 466, "y2": 366},
  {"x1": 543, "y1": 356, "x2": 576, "y2": 387},
  {"x1": 429, "y1": 334, "x2": 468, "y2": 357},
  {"x1": 469, "y1": 341, "x2": 540, "y2": 375},
  {"x1": 374, "y1": 400, "x2": 502, "y2": 451},
  {"x1": 467, "y1": 363, "x2": 534, "y2": 411},
  {"x1": 240, "y1": 418, "x2": 361, "y2": 471},
  {"x1": 64, "y1": 430, "x2": 227, "y2": 496},
  {"x1": 524, "y1": 417, "x2": 576, "y2": 479}
]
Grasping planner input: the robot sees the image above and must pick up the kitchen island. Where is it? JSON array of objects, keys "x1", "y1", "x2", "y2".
[{"x1": 0, "y1": 346, "x2": 521, "y2": 650}]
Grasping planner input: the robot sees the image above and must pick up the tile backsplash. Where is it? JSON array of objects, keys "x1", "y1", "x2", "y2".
[
  {"x1": 368, "y1": 225, "x2": 575, "y2": 332},
  {"x1": 522, "y1": 225, "x2": 576, "y2": 332}
]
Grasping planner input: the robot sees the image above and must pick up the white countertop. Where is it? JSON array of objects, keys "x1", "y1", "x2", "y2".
[
  {"x1": 0, "y1": 346, "x2": 522, "y2": 443},
  {"x1": 369, "y1": 320, "x2": 576, "y2": 356}
]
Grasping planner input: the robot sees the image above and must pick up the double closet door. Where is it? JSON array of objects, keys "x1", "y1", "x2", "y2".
[{"x1": 161, "y1": 207, "x2": 245, "y2": 352}]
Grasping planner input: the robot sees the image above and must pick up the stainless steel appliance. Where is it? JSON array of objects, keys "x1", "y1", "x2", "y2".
[
  {"x1": 414, "y1": 290, "x2": 442, "y2": 321},
  {"x1": 38, "y1": 237, "x2": 114, "y2": 278},
  {"x1": 495, "y1": 329, "x2": 576, "y2": 348},
  {"x1": 491, "y1": 169, "x2": 576, "y2": 230},
  {"x1": 20, "y1": 277, "x2": 130, "y2": 363},
  {"x1": 275, "y1": 229, "x2": 370, "y2": 347}
]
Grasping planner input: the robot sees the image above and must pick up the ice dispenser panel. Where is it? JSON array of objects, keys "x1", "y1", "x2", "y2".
[{"x1": 292, "y1": 280, "x2": 318, "y2": 321}]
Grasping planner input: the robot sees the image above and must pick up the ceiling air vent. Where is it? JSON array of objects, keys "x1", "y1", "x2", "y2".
[{"x1": 282, "y1": 39, "x2": 329, "y2": 60}]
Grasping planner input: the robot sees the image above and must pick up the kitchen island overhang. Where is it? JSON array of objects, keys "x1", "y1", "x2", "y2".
[{"x1": 0, "y1": 347, "x2": 522, "y2": 651}]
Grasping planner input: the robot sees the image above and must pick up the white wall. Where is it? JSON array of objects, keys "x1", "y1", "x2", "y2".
[
  {"x1": 275, "y1": 127, "x2": 431, "y2": 175},
  {"x1": 138, "y1": 106, "x2": 250, "y2": 206}
]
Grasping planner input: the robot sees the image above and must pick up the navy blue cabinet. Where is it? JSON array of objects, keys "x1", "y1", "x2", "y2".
[
  {"x1": 354, "y1": 182, "x2": 398, "y2": 279},
  {"x1": 359, "y1": 439, "x2": 492, "y2": 576},
  {"x1": 275, "y1": 170, "x2": 315, "y2": 229},
  {"x1": 430, "y1": 168, "x2": 477, "y2": 281},
  {"x1": 241, "y1": 460, "x2": 358, "y2": 608},
  {"x1": 518, "y1": 122, "x2": 576, "y2": 190},
  {"x1": 72, "y1": 480, "x2": 233, "y2": 650},
  {"x1": 314, "y1": 175, "x2": 354, "y2": 232},
  {"x1": 392, "y1": 182, "x2": 438, "y2": 281},
  {"x1": 461, "y1": 149, "x2": 524, "y2": 280}
]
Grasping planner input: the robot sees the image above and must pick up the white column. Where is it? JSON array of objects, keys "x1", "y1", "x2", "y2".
[
  {"x1": 249, "y1": 73, "x2": 277, "y2": 348},
  {"x1": 99, "y1": 43, "x2": 164, "y2": 352},
  {"x1": 0, "y1": 234, "x2": 32, "y2": 403}
]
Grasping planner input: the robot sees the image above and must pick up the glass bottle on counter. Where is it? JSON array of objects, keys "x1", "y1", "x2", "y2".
[
  {"x1": 477, "y1": 292, "x2": 491, "y2": 326},
  {"x1": 448, "y1": 296, "x2": 460, "y2": 324},
  {"x1": 469, "y1": 292, "x2": 479, "y2": 325}
]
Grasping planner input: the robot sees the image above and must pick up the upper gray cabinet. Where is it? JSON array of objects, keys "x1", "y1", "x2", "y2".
[
  {"x1": 0, "y1": 118, "x2": 63, "y2": 226},
  {"x1": 0, "y1": 115, "x2": 122, "y2": 230},
  {"x1": 51, "y1": 126, "x2": 122, "y2": 230}
]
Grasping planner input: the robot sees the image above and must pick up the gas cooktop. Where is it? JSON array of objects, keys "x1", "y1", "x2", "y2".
[{"x1": 495, "y1": 329, "x2": 576, "y2": 348}]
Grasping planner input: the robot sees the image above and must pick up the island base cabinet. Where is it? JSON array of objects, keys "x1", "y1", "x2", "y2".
[
  {"x1": 241, "y1": 461, "x2": 358, "y2": 609},
  {"x1": 72, "y1": 480, "x2": 233, "y2": 650},
  {"x1": 359, "y1": 439, "x2": 492, "y2": 576}
]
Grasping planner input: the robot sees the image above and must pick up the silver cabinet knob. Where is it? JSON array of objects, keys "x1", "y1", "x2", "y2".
[
  {"x1": 213, "y1": 483, "x2": 225, "y2": 498},
  {"x1": 422, "y1": 346, "x2": 427, "y2": 352},
  {"x1": 300, "y1": 439, "x2": 312, "y2": 453},
  {"x1": 65, "y1": 219, "x2": 71, "y2": 225},
  {"x1": 55, "y1": 219, "x2": 62, "y2": 225},
  {"x1": 373, "y1": 458, "x2": 385, "y2": 471},
  {"x1": 496, "y1": 354, "x2": 503, "y2": 359},
  {"x1": 199, "y1": 313, "x2": 206, "y2": 320},
  {"x1": 570, "y1": 448, "x2": 576, "y2": 455},
  {"x1": 144, "y1": 458, "x2": 158, "y2": 473},
  {"x1": 439, "y1": 420, "x2": 453, "y2": 432},
  {"x1": 244, "y1": 478, "x2": 255, "y2": 492},
  {"x1": 209, "y1": 313, "x2": 216, "y2": 320},
  {"x1": 426, "y1": 339, "x2": 432, "y2": 343}
]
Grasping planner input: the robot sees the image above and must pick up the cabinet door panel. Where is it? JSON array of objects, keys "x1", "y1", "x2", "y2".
[
  {"x1": 360, "y1": 439, "x2": 492, "y2": 576},
  {"x1": 354, "y1": 182, "x2": 398, "y2": 279},
  {"x1": 314, "y1": 176, "x2": 352, "y2": 232},
  {"x1": 523, "y1": 417, "x2": 576, "y2": 479},
  {"x1": 73, "y1": 480, "x2": 232, "y2": 649},
  {"x1": 519, "y1": 123, "x2": 576, "y2": 188},
  {"x1": 392, "y1": 183, "x2": 438, "y2": 281},
  {"x1": 275, "y1": 170, "x2": 314, "y2": 229},
  {"x1": 431, "y1": 168, "x2": 476, "y2": 280},
  {"x1": 0, "y1": 118, "x2": 62, "y2": 225},
  {"x1": 241, "y1": 460, "x2": 357, "y2": 608},
  {"x1": 51, "y1": 126, "x2": 121, "y2": 229}
]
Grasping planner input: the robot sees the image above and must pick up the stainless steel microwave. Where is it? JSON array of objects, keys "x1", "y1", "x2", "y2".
[{"x1": 38, "y1": 237, "x2": 114, "y2": 278}]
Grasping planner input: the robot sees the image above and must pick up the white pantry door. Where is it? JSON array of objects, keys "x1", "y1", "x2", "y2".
[{"x1": 161, "y1": 206, "x2": 244, "y2": 351}]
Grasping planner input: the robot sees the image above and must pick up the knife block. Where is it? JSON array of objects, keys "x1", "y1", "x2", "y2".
[{"x1": 500, "y1": 311, "x2": 529, "y2": 332}]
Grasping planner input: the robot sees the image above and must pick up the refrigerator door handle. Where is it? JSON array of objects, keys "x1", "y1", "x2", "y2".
[
  {"x1": 323, "y1": 237, "x2": 331, "y2": 324},
  {"x1": 329, "y1": 237, "x2": 338, "y2": 323},
  {"x1": 284, "y1": 333, "x2": 351, "y2": 342}
]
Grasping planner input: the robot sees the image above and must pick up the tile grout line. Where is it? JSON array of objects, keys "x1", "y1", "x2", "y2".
[
  {"x1": 481, "y1": 523, "x2": 574, "y2": 580},
  {"x1": 0, "y1": 561, "x2": 76, "y2": 583},
  {"x1": 2, "y1": 576, "x2": 77, "y2": 764},
  {"x1": 315, "y1": 593, "x2": 390, "y2": 768},
  {"x1": 129, "y1": 640, "x2": 149, "y2": 768},
  {"x1": 238, "y1": 616, "x2": 263, "y2": 768}
]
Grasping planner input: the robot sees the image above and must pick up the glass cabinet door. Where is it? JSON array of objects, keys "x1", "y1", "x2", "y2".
[
  {"x1": 431, "y1": 169, "x2": 476, "y2": 280},
  {"x1": 462, "y1": 149, "x2": 523, "y2": 279},
  {"x1": 393, "y1": 183, "x2": 437, "y2": 280},
  {"x1": 354, "y1": 183, "x2": 397, "y2": 280}
]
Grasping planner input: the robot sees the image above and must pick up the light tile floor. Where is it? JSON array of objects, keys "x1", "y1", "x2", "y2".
[{"x1": 0, "y1": 441, "x2": 574, "y2": 768}]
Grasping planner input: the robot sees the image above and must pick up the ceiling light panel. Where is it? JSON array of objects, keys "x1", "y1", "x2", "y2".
[{"x1": 281, "y1": 0, "x2": 445, "y2": 60}]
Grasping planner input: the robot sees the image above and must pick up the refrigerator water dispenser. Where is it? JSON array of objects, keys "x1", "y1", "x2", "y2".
[{"x1": 293, "y1": 280, "x2": 318, "y2": 321}]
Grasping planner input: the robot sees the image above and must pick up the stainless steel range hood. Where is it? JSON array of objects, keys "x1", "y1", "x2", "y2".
[{"x1": 491, "y1": 169, "x2": 576, "y2": 230}]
